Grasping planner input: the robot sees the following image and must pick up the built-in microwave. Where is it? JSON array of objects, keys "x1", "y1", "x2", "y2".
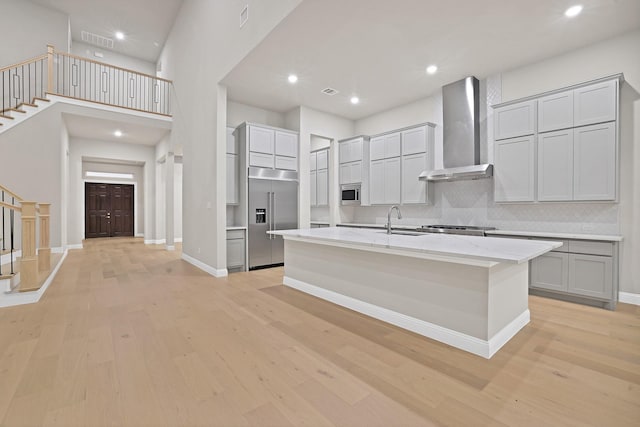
[{"x1": 340, "y1": 184, "x2": 361, "y2": 205}]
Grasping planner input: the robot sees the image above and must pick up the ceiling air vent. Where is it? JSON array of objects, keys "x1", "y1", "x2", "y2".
[
  {"x1": 81, "y1": 31, "x2": 114, "y2": 49},
  {"x1": 321, "y1": 87, "x2": 339, "y2": 96}
]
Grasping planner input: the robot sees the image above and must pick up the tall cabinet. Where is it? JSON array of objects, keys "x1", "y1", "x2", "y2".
[
  {"x1": 310, "y1": 148, "x2": 329, "y2": 207},
  {"x1": 493, "y1": 75, "x2": 620, "y2": 203}
]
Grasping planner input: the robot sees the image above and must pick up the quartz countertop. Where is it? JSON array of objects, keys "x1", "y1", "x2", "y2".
[
  {"x1": 226, "y1": 226, "x2": 247, "y2": 230},
  {"x1": 270, "y1": 227, "x2": 561, "y2": 265}
]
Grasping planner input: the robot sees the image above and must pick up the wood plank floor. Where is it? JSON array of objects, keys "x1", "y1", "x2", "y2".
[{"x1": 0, "y1": 237, "x2": 638, "y2": 426}]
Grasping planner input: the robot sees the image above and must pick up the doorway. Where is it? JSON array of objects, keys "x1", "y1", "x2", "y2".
[{"x1": 85, "y1": 183, "x2": 134, "y2": 238}]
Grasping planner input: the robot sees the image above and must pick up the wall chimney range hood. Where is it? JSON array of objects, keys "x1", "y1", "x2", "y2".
[{"x1": 420, "y1": 76, "x2": 493, "y2": 182}]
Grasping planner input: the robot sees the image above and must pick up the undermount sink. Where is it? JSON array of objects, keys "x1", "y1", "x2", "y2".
[{"x1": 377, "y1": 230, "x2": 423, "y2": 236}]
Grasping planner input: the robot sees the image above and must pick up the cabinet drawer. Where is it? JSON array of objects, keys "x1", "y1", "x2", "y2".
[
  {"x1": 568, "y1": 240, "x2": 613, "y2": 256},
  {"x1": 275, "y1": 155, "x2": 297, "y2": 171},
  {"x1": 530, "y1": 238, "x2": 569, "y2": 252},
  {"x1": 226, "y1": 229, "x2": 245, "y2": 240},
  {"x1": 249, "y1": 152, "x2": 274, "y2": 168}
]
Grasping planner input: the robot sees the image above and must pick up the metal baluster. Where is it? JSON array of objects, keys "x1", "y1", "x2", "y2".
[{"x1": 10, "y1": 196, "x2": 14, "y2": 275}]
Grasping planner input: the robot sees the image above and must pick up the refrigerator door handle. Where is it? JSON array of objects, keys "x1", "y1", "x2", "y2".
[
  {"x1": 267, "y1": 191, "x2": 272, "y2": 239},
  {"x1": 272, "y1": 192, "x2": 277, "y2": 235}
]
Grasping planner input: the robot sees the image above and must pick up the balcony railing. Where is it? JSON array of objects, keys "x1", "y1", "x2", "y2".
[{"x1": 1, "y1": 45, "x2": 172, "y2": 117}]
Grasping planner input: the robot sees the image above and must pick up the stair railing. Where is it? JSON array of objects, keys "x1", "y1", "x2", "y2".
[
  {"x1": 0, "y1": 184, "x2": 49, "y2": 290},
  {"x1": 1, "y1": 53, "x2": 48, "y2": 114},
  {"x1": 0, "y1": 45, "x2": 172, "y2": 117}
]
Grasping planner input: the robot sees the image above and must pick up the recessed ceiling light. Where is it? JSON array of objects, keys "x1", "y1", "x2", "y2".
[
  {"x1": 288, "y1": 74, "x2": 298, "y2": 84},
  {"x1": 115, "y1": 31, "x2": 125, "y2": 40},
  {"x1": 564, "y1": 5, "x2": 583, "y2": 17},
  {"x1": 426, "y1": 65, "x2": 438, "y2": 75},
  {"x1": 350, "y1": 96, "x2": 360, "y2": 105},
  {"x1": 114, "y1": 130, "x2": 123, "y2": 137}
]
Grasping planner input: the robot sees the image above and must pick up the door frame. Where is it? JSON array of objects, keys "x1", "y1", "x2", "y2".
[{"x1": 83, "y1": 179, "x2": 139, "y2": 239}]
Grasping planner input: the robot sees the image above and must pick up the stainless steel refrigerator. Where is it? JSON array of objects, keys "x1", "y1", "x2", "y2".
[{"x1": 248, "y1": 167, "x2": 298, "y2": 270}]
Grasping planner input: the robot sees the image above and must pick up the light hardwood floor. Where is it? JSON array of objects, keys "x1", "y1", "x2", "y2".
[{"x1": 0, "y1": 237, "x2": 638, "y2": 426}]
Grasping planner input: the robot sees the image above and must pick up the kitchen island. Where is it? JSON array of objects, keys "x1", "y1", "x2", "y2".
[{"x1": 269, "y1": 227, "x2": 561, "y2": 358}]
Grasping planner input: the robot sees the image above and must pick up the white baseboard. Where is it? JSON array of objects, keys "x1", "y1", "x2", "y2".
[
  {"x1": 66, "y1": 244, "x2": 83, "y2": 250},
  {"x1": 181, "y1": 253, "x2": 228, "y2": 278},
  {"x1": 144, "y1": 239, "x2": 165, "y2": 245},
  {"x1": 283, "y1": 276, "x2": 529, "y2": 359},
  {"x1": 175, "y1": 238, "x2": 183, "y2": 243},
  {"x1": 51, "y1": 247, "x2": 64, "y2": 254},
  {"x1": 166, "y1": 245, "x2": 176, "y2": 251},
  {"x1": 619, "y1": 292, "x2": 640, "y2": 306},
  {"x1": 135, "y1": 233, "x2": 144, "y2": 238}
]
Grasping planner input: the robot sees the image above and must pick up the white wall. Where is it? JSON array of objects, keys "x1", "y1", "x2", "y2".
[
  {"x1": 0, "y1": 0, "x2": 69, "y2": 65},
  {"x1": 158, "y1": 0, "x2": 302, "y2": 272},
  {"x1": 71, "y1": 41, "x2": 156, "y2": 75},
  {"x1": 227, "y1": 100, "x2": 286, "y2": 128},
  {"x1": 68, "y1": 138, "x2": 156, "y2": 245}
]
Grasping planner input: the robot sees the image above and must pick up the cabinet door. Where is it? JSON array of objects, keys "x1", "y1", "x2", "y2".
[
  {"x1": 402, "y1": 126, "x2": 427, "y2": 155},
  {"x1": 385, "y1": 132, "x2": 401, "y2": 158},
  {"x1": 275, "y1": 156, "x2": 297, "y2": 171},
  {"x1": 317, "y1": 150, "x2": 328, "y2": 170},
  {"x1": 370, "y1": 136, "x2": 385, "y2": 161},
  {"x1": 249, "y1": 126, "x2": 274, "y2": 154},
  {"x1": 317, "y1": 168, "x2": 328, "y2": 206},
  {"x1": 402, "y1": 153, "x2": 427, "y2": 204},
  {"x1": 310, "y1": 152, "x2": 317, "y2": 171},
  {"x1": 537, "y1": 129, "x2": 573, "y2": 201},
  {"x1": 249, "y1": 152, "x2": 274, "y2": 169},
  {"x1": 350, "y1": 161, "x2": 362, "y2": 183},
  {"x1": 275, "y1": 131, "x2": 298, "y2": 157},
  {"x1": 350, "y1": 138, "x2": 363, "y2": 162},
  {"x1": 538, "y1": 90, "x2": 573, "y2": 133},
  {"x1": 569, "y1": 254, "x2": 613, "y2": 299},
  {"x1": 574, "y1": 80, "x2": 617, "y2": 127},
  {"x1": 370, "y1": 160, "x2": 385, "y2": 205},
  {"x1": 227, "y1": 237, "x2": 245, "y2": 269},
  {"x1": 339, "y1": 141, "x2": 351, "y2": 163},
  {"x1": 226, "y1": 154, "x2": 238, "y2": 205},
  {"x1": 530, "y1": 252, "x2": 569, "y2": 292},
  {"x1": 310, "y1": 170, "x2": 317, "y2": 206},
  {"x1": 339, "y1": 163, "x2": 350, "y2": 185},
  {"x1": 494, "y1": 100, "x2": 536, "y2": 140},
  {"x1": 384, "y1": 157, "x2": 401, "y2": 204},
  {"x1": 573, "y1": 122, "x2": 616, "y2": 201},
  {"x1": 226, "y1": 127, "x2": 237, "y2": 154},
  {"x1": 494, "y1": 136, "x2": 536, "y2": 202}
]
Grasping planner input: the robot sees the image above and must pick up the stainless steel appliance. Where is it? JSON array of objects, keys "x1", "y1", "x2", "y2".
[
  {"x1": 340, "y1": 184, "x2": 361, "y2": 205},
  {"x1": 248, "y1": 167, "x2": 298, "y2": 270},
  {"x1": 417, "y1": 224, "x2": 496, "y2": 236}
]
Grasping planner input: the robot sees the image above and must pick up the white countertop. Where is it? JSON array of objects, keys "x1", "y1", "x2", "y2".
[
  {"x1": 310, "y1": 221, "x2": 330, "y2": 225},
  {"x1": 271, "y1": 227, "x2": 561, "y2": 265},
  {"x1": 226, "y1": 226, "x2": 247, "y2": 230},
  {"x1": 337, "y1": 223, "x2": 623, "y2": 242}
]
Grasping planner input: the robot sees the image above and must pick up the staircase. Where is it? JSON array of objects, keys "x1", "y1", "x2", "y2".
[{"x1": 0, "y1": 96, "x2": 53, "y2": 134}]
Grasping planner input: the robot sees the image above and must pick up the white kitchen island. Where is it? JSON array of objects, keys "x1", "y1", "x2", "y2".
[{"x1": 270, "y1": 227, "x2": 561, "y2": 358}]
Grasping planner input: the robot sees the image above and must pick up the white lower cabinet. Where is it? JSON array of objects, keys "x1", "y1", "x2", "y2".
[
  {"x1": 494, "y1": 136, "x2": 536, "y2": 202},
  {"x1": 530, "y1": 252, "x2": 569, "y2": 292},
  {"x1": 340, "y1": 161, "x2": 362, "y2": 185},
  {"x1": 226, "y1": 229, "x2": 246, "y2": 271},
  {"x1": 568, "y1": 253, "x2": 613, "y2": 299}
]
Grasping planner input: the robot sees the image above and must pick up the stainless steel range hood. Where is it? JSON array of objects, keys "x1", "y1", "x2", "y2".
[{"x1": 420, "y1": 76, "x2": 493, "y2": 182}]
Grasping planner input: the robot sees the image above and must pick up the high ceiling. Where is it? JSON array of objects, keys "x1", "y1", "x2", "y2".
[
  {"x1": 221, "y1": 0, "x2": 640, "y2": 120},
  {"x1": 29, "y1": 0, "x2": 184, "y2": 63}
]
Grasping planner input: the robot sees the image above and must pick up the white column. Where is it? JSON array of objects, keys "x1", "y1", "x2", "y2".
[{"x1": 165, "y1": 152, "x2": 175, "y2": 251}]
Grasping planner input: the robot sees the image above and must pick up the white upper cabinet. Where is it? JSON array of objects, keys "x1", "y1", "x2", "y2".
[
  {"x1": 339, "y1": 163, "x2": 350, "y2": 185},
  {"x1": 538, "y1": 129, "x2": 574, "y2": 201},
  {"x1": 370, "y1": 158, "x2": 400, "y2": 205},
  {"x1": 573, "y1": 122, "x2": 616, "y2": 201},
  {"x1": 310, "y1": 170, "x2": 317, "y2": 206},
  {"x1": 316, "y1": 168, "x2": 328, "y2": 206},
  {"x1": 310, "y1": 152, "x2": 317, "y2": 172},
  {"x1": 226, "y1": 127, "x2": 237, "y2": 154},
  {"x1": 369, "y1": 160, "x2": 385, "y2": 205},
  {"x1": 246, "y1": 124, "x2": 298, "y2": 171},
  {"x1": 371, "y1": 133, "x2": 401, "y2": 160},
  {"x1": 494, "y1": 136, "x2": 536, "y2": 202},
  {"x1": 402, "y1": 153, "x2": 427, "y2": 204},
  {"x1": 249, "y1": 126, "x2": 274, "y2": 154},
  {"x1": 574, "y1": 80, "x2": 617, "y2": 127},
  {"x1": 494, "y1": 100, "x2": 536, "y2": 140},
  {"x1": 339, "y1": 137, "x2": 363, "y2": 163},
  {"x1": 275, "y1": 131, "x2": 298, "y2": 158},
  {"x1": 370, "y1": 136, "x2": 385, "y2": 161},
  {"x1": 538, "y1": 90, "x2": 574, "y2": 133},
  {"x1": 226, "y1": 153, "x2": 239, "y2": 205},
  {"x1": 401, "y1": 126, "x2": 427, "y2": 155},
  {"x1": 317, "y1": 150, "x2": 328, "y2": 170}
]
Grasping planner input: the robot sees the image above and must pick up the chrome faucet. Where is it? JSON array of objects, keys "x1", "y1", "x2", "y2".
[{"x1": 386, "y1": 205, "x2": 402, "y2": 234}]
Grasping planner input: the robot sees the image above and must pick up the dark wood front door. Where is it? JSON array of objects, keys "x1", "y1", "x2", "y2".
[{"x1": 85, "y1": 183, "x2": 134, "y2": 238}]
